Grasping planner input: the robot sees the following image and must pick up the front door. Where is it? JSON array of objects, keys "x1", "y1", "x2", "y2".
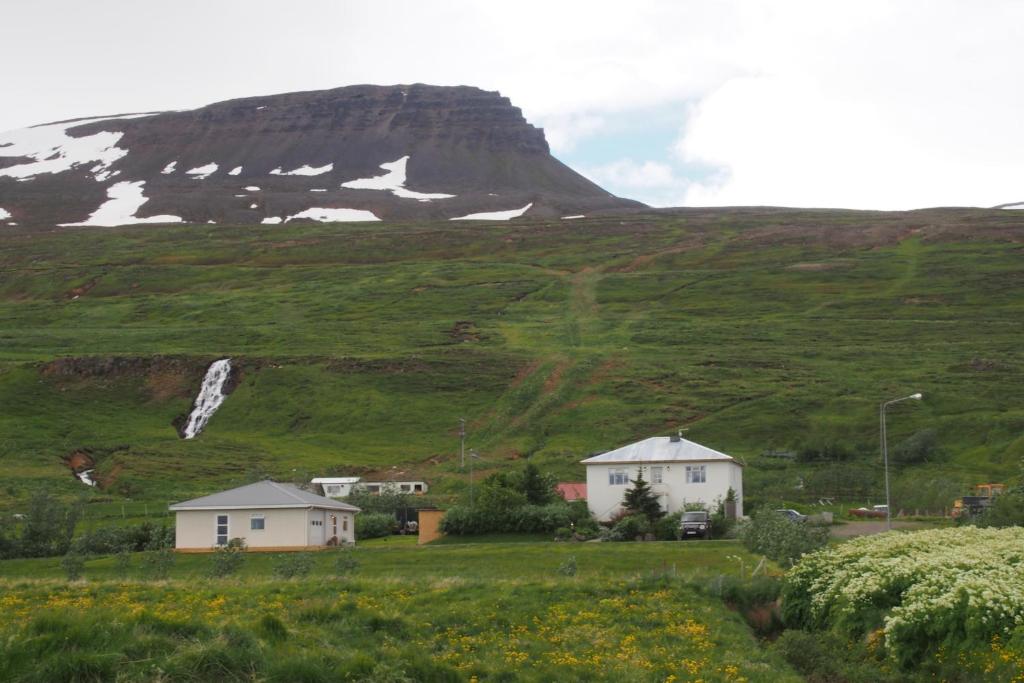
[{"x1": 310, "y1": 514, "x2": 325, "y2": 545}]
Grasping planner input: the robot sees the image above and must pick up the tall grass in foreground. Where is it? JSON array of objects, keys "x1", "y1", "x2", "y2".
[{"x1": 0, "y1": 575, "x2": 797, "y2": 682}]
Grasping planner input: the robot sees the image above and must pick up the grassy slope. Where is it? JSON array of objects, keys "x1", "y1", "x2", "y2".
[{"x1": 1, "y1": 208, "x2": 1022, "y2": 508}]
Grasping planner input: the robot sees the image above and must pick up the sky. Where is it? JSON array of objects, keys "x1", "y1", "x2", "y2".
[{"x1": 2, "y1": 0, "x2": 1022, "y2": 210}]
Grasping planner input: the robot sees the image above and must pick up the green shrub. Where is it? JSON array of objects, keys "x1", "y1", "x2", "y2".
[
  {"x1": 977, "y1": 490, "x2": 1024, "y2": 527},
  {"x1": 114, "y1": 547, "x2": 132, "y2": 577},
  {"x1": 739, "y1": 509, "x2": 829, "y2": 566},
  {"x1": 653, "y1": 511, "x2": 683, "y2": 540},
  {"x1": 439, "y1": 502, "x2": 576, "y2": 535},
  {"x1": 208, "y1": 539, "x2": 246, "y2": 578},
  {"x1": 61, "y1": 552, "x2": 86, "y2": 581},
  {"x1": 333, "y1": 548, "x2": 360, "y2": 576},
  {"x1": 18, "y1": 492, "x2": 81, "y2": 558},
  {"x1": 258, "y1": 613, "x2": 289, "y2": 642},
  {"x1": 144, "y1": 547, "x2": 176, "y2": 580},
  {"x1": 73, "y1": 521, "x2": 175, "y2": 555},
  {"x1": 608, "y1": 514, "x2": 650, "y2": 541},
  {"x1": 356, "y1": 512, "x2": 396, "y2": 539},
  {"x1": 771, "y1": 629, "x2": 902, "y2": 683},
  {"x1": 273, "y1": 552, "x2": 316, "y2": 579},
  {"x1": 557, "y1": 555, "x2": 578, "y2": 576}
]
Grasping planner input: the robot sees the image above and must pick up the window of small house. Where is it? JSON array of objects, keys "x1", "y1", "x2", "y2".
[
  {"x1": 651, "y1": 466, "x2": 663, "y2": 484},
  {"x1": 685, "y1": 465, "x2": 706, "y2": 484},
  {"x1": 343, "y1": 517, "x2": 349, "y2": 531},
  {"x1": 400, "y1": 484, "x2": 411, "y2": 492},
  {"x1": 250, "y1": 514, "x2": 265, "y2": 530},
  {"x1": 216, "y1": 514, "x2": 229, "y2": 545},
  {"x1": 608, "y1": 468, "x2": 629, "y2": 485}
]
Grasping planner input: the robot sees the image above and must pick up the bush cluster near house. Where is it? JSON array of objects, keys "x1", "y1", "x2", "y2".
[
  {"x1": 781, "y1": 527, "x2": 1024, "y2": 679},
  {"x1": 440, "y1": 463, "x2": 600, "y2": 538},
  {"x1": 739, "y1": 509, "x2": 829, "y2": 567}
]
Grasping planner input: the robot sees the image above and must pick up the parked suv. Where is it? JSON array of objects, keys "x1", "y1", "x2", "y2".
[{"x1": 679, "y1": 510, "x2": 710, "y2": 539}]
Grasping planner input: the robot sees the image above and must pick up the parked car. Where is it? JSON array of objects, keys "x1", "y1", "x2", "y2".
[
  {"x1": 679, "y1": 510, "x2": 711, "y2": 539},
  {"x1": 775, "y1": 508, "x2": 807, "y2": 522}
]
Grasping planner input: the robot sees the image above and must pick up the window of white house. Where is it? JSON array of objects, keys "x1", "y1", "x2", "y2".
[
  {"x1": 216, "y1": 514, "x2": 229, "y2": 545},
  {"x1": 685, "y1": 465, "x2": 706, "y2": 484},
  {"x1": 651, "y1": 466, "x2": 663, "y2": 484},
  {"x1": 400, "y1": 484, "x2": 411, "y2": 492},
  {"x1": 250, "y1": 514, "x2": 265, "y2": 530},
  {"x1": 608, "y1": 468, "x2": 629, "y2": 485}
]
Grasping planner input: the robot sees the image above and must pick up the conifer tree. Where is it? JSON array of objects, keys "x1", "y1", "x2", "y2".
[{"x1": 622, "y1": 472, "x2": 664, "y2": 522}]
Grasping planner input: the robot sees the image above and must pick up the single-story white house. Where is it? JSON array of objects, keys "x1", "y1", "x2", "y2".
[
  {"x1": 582, "y1": 434, "x2": 743, "y2": 522},
  {"x1": 311, "y1": 477, "x2": 362, "y2": 498},
  {"x1": 169, "y1": 480, "x2": 360, "y2": 551}
]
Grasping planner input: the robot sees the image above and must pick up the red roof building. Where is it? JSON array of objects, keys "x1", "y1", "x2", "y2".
[{"x1": 556, "y1": 482, "x2": 587, "y2": 501}]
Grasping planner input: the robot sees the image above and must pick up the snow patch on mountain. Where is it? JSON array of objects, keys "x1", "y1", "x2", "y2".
[
  {"x1": 341, "y1": 156, "x2": 455, "y2": 201},
  {"x1": 0, "y1": 113, "x2": 155, "y2": 181},
  {"x1": 59, "y1": 180, "x2": 183, "y2": 227},
  {"x1": 270, "y1": 163, "x2": 333, "y2": 176},
  {"x1": 262, "y1": 217, "x2": 283, "y2": 224},
  {"x1": 228, "y1": 166, "x2": 242, "y2": 176},
  {"x1": 451, "y1": 203, "x2": 533, "y2": 221},
  {"x1": 244, "y1": 186, "x2": 260, "y2": 191},
  {"x1": 0, "y1": 208, "x2": 11, "y2": 220},
  {"x1": 185, "y1": 163, "x2": 218, "y2": 179},
  {"x1": 287, "y1": 207, "x2": 380, "y2": 222},
  {"x1": 161, "y1": 161, "x2": 177, "y2": 174}
]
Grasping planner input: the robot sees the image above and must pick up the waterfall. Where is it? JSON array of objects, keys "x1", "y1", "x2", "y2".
[
  {"x1": 182, "y1": 358, "x2": 232, "y2": 439},
  {"x1": 76, "y1": 470, "x2": 97, "y2": 487}
]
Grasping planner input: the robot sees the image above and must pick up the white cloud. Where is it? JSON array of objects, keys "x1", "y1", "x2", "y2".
[
  {"x1": 675, "y1": 1, "x2": 1024, "y2": 209},
  {"x1": 581, "y1": 160, "x2": 678, "y2": 190}
]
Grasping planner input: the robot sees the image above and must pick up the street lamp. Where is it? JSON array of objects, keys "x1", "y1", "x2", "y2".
[
  {"x1": 468, "y1": 450, "x2": 482, "y2": 508},
  {"x1": 880, "y1": 392, "x2": 923, "y2": 530}
]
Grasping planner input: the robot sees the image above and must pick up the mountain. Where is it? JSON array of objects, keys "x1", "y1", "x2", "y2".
[{"x1": 0, "y1": 85, "x2": 642, "y2": 228}]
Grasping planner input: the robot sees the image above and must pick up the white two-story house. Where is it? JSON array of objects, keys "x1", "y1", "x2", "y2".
[{"x1": 581, "y1": 434, "x2": 743, "y2": 521}]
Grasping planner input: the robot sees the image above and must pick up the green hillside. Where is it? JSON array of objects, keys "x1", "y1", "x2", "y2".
[{"x1": 1, "y1": 208, "x2": 1022, "y2": 511}]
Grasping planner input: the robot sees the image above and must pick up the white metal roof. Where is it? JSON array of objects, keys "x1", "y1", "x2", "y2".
[
  {"x1": 311, "y1": 477, "x2": 361, "y2": 484},
  {"x1": 580, "y1": 436, "x2": 741, "y2": 466},
  {"x1": 169, "y1": 481, "x2": 361, "y2": 512}
]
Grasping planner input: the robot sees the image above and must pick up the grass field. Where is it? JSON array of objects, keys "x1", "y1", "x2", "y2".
[
  {"x1": 1, "y1": 207, "x2": 1022, "y2": 512},
  {"x1": 0, "y1": 540, "x2": 798, "y2": 682}
]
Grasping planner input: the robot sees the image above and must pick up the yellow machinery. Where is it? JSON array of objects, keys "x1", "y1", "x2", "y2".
[{"x1": 952, "y1": 483, "x2": 1006, "y2": 518}]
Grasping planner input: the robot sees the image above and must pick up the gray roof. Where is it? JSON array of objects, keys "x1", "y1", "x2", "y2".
[
  {"x1": 169, "y1": 481, "x2": 361, "y2": 512},
  {"x1": 580, "y1": 436, "x2": 741, "y2": 466}
]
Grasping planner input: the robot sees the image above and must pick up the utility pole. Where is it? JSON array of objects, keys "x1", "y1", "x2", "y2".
[
  {"x1": 459, "y1": 417, "x2": 466, "y2": 469},
  {"x1": 880, "y1": 392, "x2": 923, "y2": 530}
]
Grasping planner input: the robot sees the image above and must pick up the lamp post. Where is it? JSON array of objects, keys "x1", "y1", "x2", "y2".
[
  {"x1": 468, "y1": 449, "x2": 481, "y2": 508},
  {"x1": 880, "y1": 392, "x2": 922, "y2": 530}
]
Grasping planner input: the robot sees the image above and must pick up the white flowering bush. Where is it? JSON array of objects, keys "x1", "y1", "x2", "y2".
[{"x1": 782, "y1": 527, "x2": 1024, "y2": 667}]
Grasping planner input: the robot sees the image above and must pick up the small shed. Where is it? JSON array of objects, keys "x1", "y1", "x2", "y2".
[{"x1": 169, "y1": 480, "x2": 360, "y2": 551}]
